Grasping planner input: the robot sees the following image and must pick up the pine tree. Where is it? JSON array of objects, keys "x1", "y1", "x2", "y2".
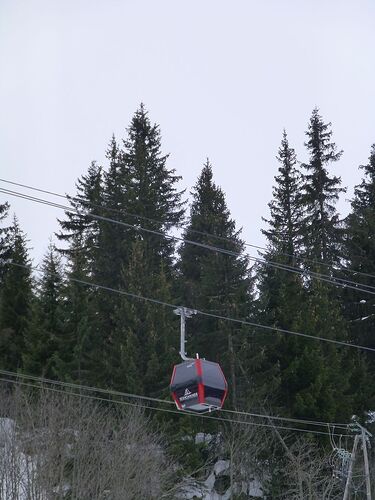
[
  {"x1": 281, "y1": 110, "x2": 353, "y2": 420},
  {"x1": 341, "y1": 144, "x2": 375, "y2": 408},
  {"x1": 0, "y1": 216, "x2": 32, "y2": 370},
  {"x1": 56, "y1": 161, "x2": 103, "y2": 273},
  {"x1": 23, "y1": 242, "x2": 64, "y2": 377},
  {"x1": 257, "y1": 131, "x2": 305, "y2": 405},
  {"x1": 109, "y1": 240, "x2": 176, "y2": 395},
  {"x1": 56, "y1": 162, "x2": 105, "y2": 383},
  {"x1": 121, "y1": 104, "x2": 185, "y2": 268},
  {"x1": 344, "y1": 144, "x2": 375, "y2": 350},
  {"x1": 259, "y1": 130, "x2": 304, "y2": 324},
  {"x1": 0, "y1": 202, "x2": 10, "y2": 282},
  {"x1": 179, "y1": 160, "x2": 252, "y2": 407},
  {"x1": 100, "y1": 105, "x2": 185, "y2": 392},
  {"x1": 301, "y1": 108, "x2": 345, "y2": 268},
  {"x1": 59, "y1": 234, "x2": 102, "y2": 385},
  {"x1": 280, "y1": 281, "x2": 353, "y2": 420},
  {"x1": 92, "y1": 135, "x2": 129, "y2": 339}
]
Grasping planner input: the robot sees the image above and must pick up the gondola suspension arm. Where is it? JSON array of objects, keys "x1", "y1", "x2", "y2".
[{"x1": 173, "y1": 306, "x2": 197, "y2": 361}]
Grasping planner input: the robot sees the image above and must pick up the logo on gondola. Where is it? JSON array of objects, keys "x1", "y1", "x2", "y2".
[{"x1": 180, "y1": 388, "x2": 198, "y2": 401}]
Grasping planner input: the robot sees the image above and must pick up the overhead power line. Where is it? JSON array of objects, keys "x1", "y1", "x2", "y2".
[
  {"x1": 2, "y1": 186, "x2": 375, "y2": 297},
  {"x1": 4, "y1": 260, "x2": 375, "y2": 354},
  {"x1": 0, "y1": 372, "x2": 351, "y2": 437},
  {"x1": 0, "y1": 368, "x2": 349, "y2": 430},
  {"x1": 2, "y1": 176, "x2": 374, "y2": 281}
]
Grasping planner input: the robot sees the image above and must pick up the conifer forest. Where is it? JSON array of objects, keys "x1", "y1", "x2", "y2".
[{"x1": 1, "y1": 105, "x2": 375, "y2": 499}]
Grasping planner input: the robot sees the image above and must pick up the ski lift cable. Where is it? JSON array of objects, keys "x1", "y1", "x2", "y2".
[
  {"x1": 2, "y1": 185, "x2": 375, "y2": 294},
  {"x1": 0, "y1": 368, "x2": 349, "y2": 430},
  {"x1": 1, "y1": 177, "x2": 374, "y2": 282},
  {"x1": 4, "y1": 260, "x2": 375, "y2": 355},
  {"x1": 0, "y1": 376, "x2": 352, "y2": 438},
  {"x1": 2, "y1": 186, "x2": 375, "y2": 296}
]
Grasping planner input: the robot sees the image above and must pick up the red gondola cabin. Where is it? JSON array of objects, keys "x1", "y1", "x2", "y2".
[{"x1": 170, "y1": 358, "x2": 228, "y2": 413}]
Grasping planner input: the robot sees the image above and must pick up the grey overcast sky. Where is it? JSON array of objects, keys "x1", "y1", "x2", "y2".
[{"x1": 1, "y1": 0, "x2": 374, "y2": 263}]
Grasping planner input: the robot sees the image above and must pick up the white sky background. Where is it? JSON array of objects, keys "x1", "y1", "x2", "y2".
[{"x1": 0, "y1": 0, "x2": 374, "y2": 264}]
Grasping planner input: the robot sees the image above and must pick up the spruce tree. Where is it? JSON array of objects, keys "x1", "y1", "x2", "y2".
[
  {"x1": 0, "y1": 202, "x2": 10, "y2": 282},
  {"x1": 258, "y1": 131, "x2": 305, "y2": 405},
  {"x1": 260, "y1": 130, "x2": 304, "y2": 324},
  {"x1": 57, "y1": 161, "x2": 103, "y2": 273},
  {"x1": 104, "y1": 105, "x2": 185, "y2": 393},
  {"x1": 344, "y1": 144, "x2": 375, "y2": 350},
  {"x1": 301, "y1": 108, "x2": 345, "y2": 268},
  {"x1": 0, "y1": 216, "x2": 32, "y2": 370},
  {"x1": 179, "y1": 160, "x2": 252, "y2": 407},
  {"x1": 121, "y1": 104, "x2": 185, "y2": 268},
  {"x1": 23, "y1": 242, "x2": 64, "y2": 377},
  {"x1": 56, "y1": 162, "x2": 105, "y2": 383},
  {"x1": 60, "y1": 234, "x2": 102, "y2": 385},
  {"x1": 92, "y1": 135, "x2": 129, "y2": 339},
  {"x1": 342, "y1": 144, "x2": 375, "y2": 408},
  {"x1": 284, "y1": 110, "x2": 353, "y2": 420},
  {"x1": 109, "y1": 240, "x2": 177, "y2": 395}
]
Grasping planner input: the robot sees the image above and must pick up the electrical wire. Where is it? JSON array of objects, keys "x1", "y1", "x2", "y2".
[
  {"x1": 0, "y1": 375, "x2": 351, "y2": 438},
  {"x1": 2, "y1": 182, "x2": 375, "y2": 293},
  {"x1": 4, "y1": 260, "x2": 375, "y2": 354},
  {"x1": 2, "y1": 176, "x2": 374, "y2": 281},
  {"x1": 0, "y1": 368, "x2": 349, "y2": 431},
  {"x1": 0, "y1": 183, "x2": 369, "y2": 435},
  {"x1": 2, "y1": 186, "x2": 375, "y2": 297}
]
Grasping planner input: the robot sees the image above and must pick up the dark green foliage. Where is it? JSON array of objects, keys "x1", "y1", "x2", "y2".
[
  {"x1": 0, "y1": 202, "x2": 10, "y2": 282},
  {"x1": 341, "y1": 144, "x2": 375, "y2": 409},
  {"x1": 60, "y1": 235, "x2": 102, "y2": 385},
  {"x1": 122, "y1": 104, "x2": 185, "y2": 267},
  {"x1": 55, "y1": 105, "x2": 185, "y2": 393},
  {"x1": 98, "y1": 105, "x2": 185, "y2": 392},
  {"x1": 57, "y1": 161, "x2": 103, "y2": 273},
  {"x1": 301, "y1": 108, "x2": 345, "y2": 267},
  {"x1": 281, "y1": 282, "x2": 352, "y2": 420},
  {"x1": 296, "y1": 111, "x2": 354, "y2": 420},
  {"x1": 344, "y1": 144, "x2": 375, "y2": 351},
  {"x1": 262, "y1": 130, "x2": 303, "y2": 258},
  {"x1": 0, "y1": 216, "x2": 32, "y2": 370},
  {"x1": 179, "y1": 160, "x2": 253, "y2": 407},
  {"x1": 257, "y1": 131, "x2": 305, "y2": 406},
  {"x1": 56, "y1": 162, "x2": 105, "y2": 381},
  {"x1": 259, "y1": 123, "x2": 355, "y2": 421},
  {"x1": 259, "y1": 130, "x2": 305, "y2": 325},
  {"x1": 23, "y1": 242, "x2": 64, "y2": 377},
  {"x1": 3, "y1": 106, "x2": 375, "y2": 494}
]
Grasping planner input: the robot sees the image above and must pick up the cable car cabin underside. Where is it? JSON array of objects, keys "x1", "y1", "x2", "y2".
[{"x1": 170, "y1": 358, "x2": 227, "y2": 414}]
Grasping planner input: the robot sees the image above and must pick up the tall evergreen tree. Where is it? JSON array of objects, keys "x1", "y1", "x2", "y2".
[
  {"x1": 257, "y1": 131, "x2": 305, "y2": 405},
  {"x1": 179, "y1": 160, "x2": 252, "y2": 407},
  {"x1": 260, "y1": 130, "x2": 304, "y2": 325},
  {"x1": 0, "y1": 202, "x2": 10, "y2": 282},
  {"x1": 57, "y1": 161, "x2": 103, "y2": 273},
  {"x1": 341, "y1": 145, "x2": 375, "y2": 408},
  {"x1": 301, "y1": 108, "x2": 345, "y2": 268},
  {"x1": 284, "y1": 110, "x2": 353, "y2": 420},
  {"x1": 109, "y1": 239, "x2": 177, "y2": 395},
  {"x1": 122, "y1": 104, "x2": 185, "y2": 268},
  {"x1": 103, "y1": 105, "x2": 185, "y2": 392},
  {"x1": 59, "y1": 234, "x2": 103, "y2": 384},
  {"x1": 23, "y1": 242, "x2": 64, "y2": 377},
  {"x1": 56, "y1": 162, "x2": 105, "y2": 383},
  {"x1": 92, "y1": 135, "x2": 130, "y2": 340},
  {"x1": 0, "y1": 216, "x2": 32, "y2": 370}
]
